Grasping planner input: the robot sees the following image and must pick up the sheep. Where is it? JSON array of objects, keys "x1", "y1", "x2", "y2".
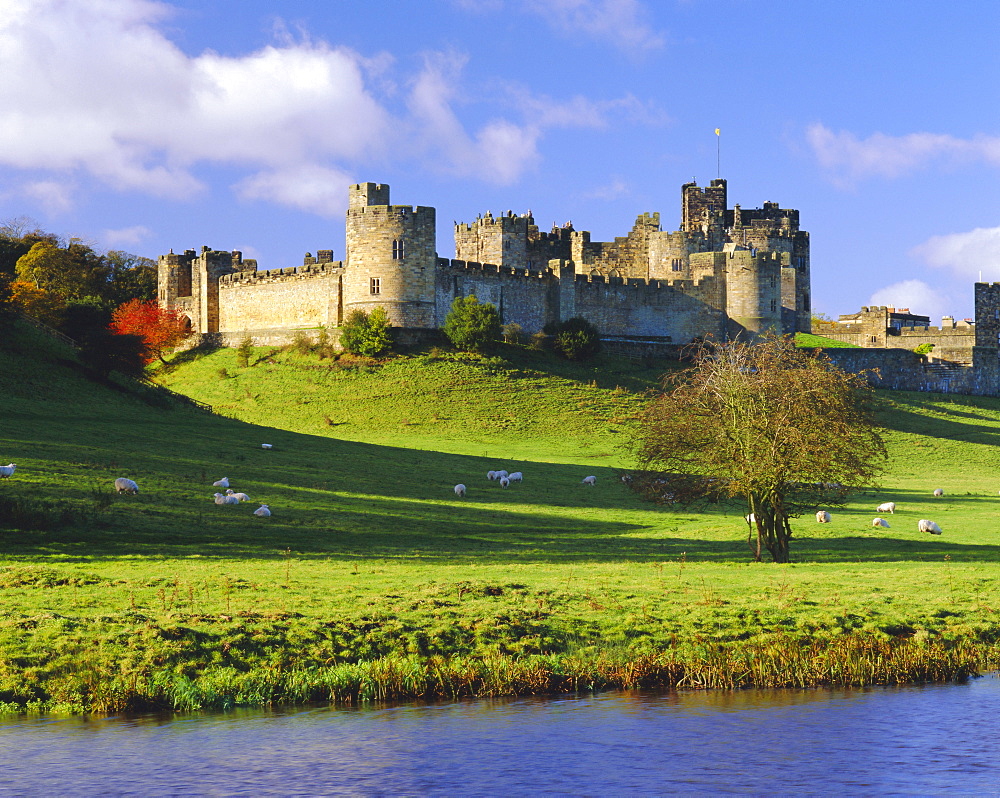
[
  {"x1": 213, "y1": 492, "x2": 239, "y2": 505},
  {"x1": 213, "y1": 477, "x2": 230, "y2": 489},
  {"x1": 261, "y1": 444, "x2": 273, "y2": 450},
  {"x1": 253, "y1": 504, "x2": 271, "y2": 517},
  {"x1": 745, "y1": 513, "x2": 757, "y2": 524},
  {"x1": 918, "y1": 519, "x2": 943, "y2": 535},
  {"x1": 114, "y1": 477, "x2": 139, "y2": 495},
  {"x1": 876, "y1": 502, "x2": 896, "y2": 514},
  {"x1": 454, "y1": 484, "x2": 466, "y2": 497},
  {"x1": 582, "y1": 475, "x2": 597, "y2": 486},
  {"x1": 487, "y1": 471, "x2": 497, "y2": 481},
  {"x1": 816, "y1": 510, "x2": 831, "y2": 523},
  {"x1": 499, "y1": 476, "x2": 510, "y2": 488},
  {"x1": 496, "y1": 470, "x2": 509, "y2": 479},
  {"x1": 933, "y1": 488, "x2": 944, "y2": 497},
  {"x1": 508, "y1": 472, "x2": 523, "y2": 482},
  {"x1": 0, "y1": 463, "x2": 15, "y2": 479},
  {"x1": 225, "y1": 489, "x2": 251, "y2": 502},
  {"x1": 872, "y1": 517, "x2": 890, "y2": 528}
]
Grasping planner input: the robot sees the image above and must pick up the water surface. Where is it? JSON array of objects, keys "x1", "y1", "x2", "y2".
[{"x1": 1, "y1": 676, "x2": 998, "y2": 795}]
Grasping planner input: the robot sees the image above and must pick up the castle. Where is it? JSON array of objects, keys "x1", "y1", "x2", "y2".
[{"x1": 157, "y1": 179, "x2": 813, "y2": 346}]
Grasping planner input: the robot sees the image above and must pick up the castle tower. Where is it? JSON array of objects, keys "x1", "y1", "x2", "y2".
[
  {"x1": 692, "y1": 245, "x2": 782, "y2": 339},
  {"x1": 455, "y1": 211, "x2": 531, "y2": 269},
  {"x1": 344, "y1": 182, "x2": 437, "y2": 328},
  {"x1": 157, "y1": 247, "x2": 237, "y2": 334},
  {"x1": 973, "y1": 283, "x2": 1000, "y2": 392}
]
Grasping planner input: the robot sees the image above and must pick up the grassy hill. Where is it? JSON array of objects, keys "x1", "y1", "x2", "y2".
[{"x1": 1, "y1": 326, "x2": 998, "y2": 713}]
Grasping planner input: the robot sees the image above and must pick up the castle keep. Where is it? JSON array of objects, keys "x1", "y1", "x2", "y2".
[{"x1": 158, "y1": 179, "x2": 812, "y2": 347}]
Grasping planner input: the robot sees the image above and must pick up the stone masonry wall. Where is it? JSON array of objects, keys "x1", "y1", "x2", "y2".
[
  {"x1": 218, "y1": 264, "x2": 343, "y2": 332},
  {"x1": 435, "y1": 259, "x2": 557, "y2": 333}
]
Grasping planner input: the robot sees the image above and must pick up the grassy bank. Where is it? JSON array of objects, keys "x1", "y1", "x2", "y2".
[{"x1": 2, "y1": 325, "x2": 1000, "y2": 714}]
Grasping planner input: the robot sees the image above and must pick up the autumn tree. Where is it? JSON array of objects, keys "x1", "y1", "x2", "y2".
[
  {"x1": 15, "y1": 239, "x2": 109, "y2": 301},
  {"x1": 10, "y1": 280, "x2": 66, "y2": 327},
  {"x1": 104, "y1": 250, "x2": 157, "y2": 305},
  {"x1": 110, "y1": 299, "x2": 192, "y2": 364},
  {"x1": 633, "y1": 335, "x2": 886, "y2": 563}
]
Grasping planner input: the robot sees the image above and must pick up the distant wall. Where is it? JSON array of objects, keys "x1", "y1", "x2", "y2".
[{"x1": 218, "y1": 264, "x2": 343, "y2": 332}]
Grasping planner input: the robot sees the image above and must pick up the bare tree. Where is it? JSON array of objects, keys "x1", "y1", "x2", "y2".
[{"x1": 634, "y1": 335, "x2": 887, "y2": 563}]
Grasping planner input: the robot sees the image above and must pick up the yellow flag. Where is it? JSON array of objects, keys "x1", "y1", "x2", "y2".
[{"x1": 715, "y1": 128, "x2": 720, "y2": 136}]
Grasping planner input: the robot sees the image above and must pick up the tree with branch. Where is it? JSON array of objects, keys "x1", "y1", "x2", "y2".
[
  {"x1": 110, "y1": 299, "x2": 192, "y2": 364},
  {"x1": 633, "y1": 335, "x2": 887, "y2": 563}
]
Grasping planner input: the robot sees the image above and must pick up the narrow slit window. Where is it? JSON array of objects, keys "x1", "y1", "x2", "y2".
[{"x1": 370, "y1": 277, "x2": 380, "y2": 295}]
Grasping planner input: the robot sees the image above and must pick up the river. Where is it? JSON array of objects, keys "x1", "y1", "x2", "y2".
[{"x1": 1, "y1": 675, "x2": 999, "y2": 795}]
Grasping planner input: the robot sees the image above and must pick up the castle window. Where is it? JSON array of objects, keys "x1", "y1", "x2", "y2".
[
  {"x1": 370, "y1": 277, "x2": 381, "y2": 295},
  {"x1": 770, "y1": 299, "x2": 777, "y2": 312},
  {"x1": 671, "y1": 258, "x2": 683, "y2": 271},
  {"x1": 392, "y1": 239, "x2": 405, "y2": 259}
]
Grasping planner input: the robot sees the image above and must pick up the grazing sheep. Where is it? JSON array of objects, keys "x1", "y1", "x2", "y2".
[
  {"x1": 225, "y1": 489, "x2": 251, "y2": 502},
  {"x1": 114, "y1": 477, "x2": 139, "y2": 495},
  {"x1": 261, "y1": 444, "x2": 273, "y2": 450},
  {"x1": 933, "y1": 488, "x2": 944, "y2": 497},
  {"x1": 454, "y1": 484, "x2": 466, "y2": 497},
  {"x1": 499, "y1": 476, "x2": 510, "y2": 488},
  {"x1": 496, "y1": 470, "x2": 509, "y2": 479},
  {"x1": 877, "y1": 502, "x2": 896, "y2": 514},
  {"x1": 816, "y1": 510, "x2": 831, "y2": 523},
  {"x1": 918, "y1": 519, "x2": 943, "y2": 535},
  {"x1": 213, "y1": 477, "x2": 230, "y2": 489},
  {"x1": 0, "y1": 463, "x2": 15, "y2": 479},
  {"x1": 213, "y1": 492, "x2": 239, "y2": 505},
  {"x1": 508, "y1": 472, "x2": 523, "y2": 482},
  {"x1": 872, "y1": 517, "x2": 890, "y2": 528},
  {"x1": 745, "y1": 513, "x2": 757, "y2": 524},
  {"x1": 487, "y1": 471, "x2": 497, "y2": 481},
  {"x1": 253, "y1": 504, "x2": 271, "y2": 517},
  {"x1": 582, "y1": 475, "x2": 597, "y2": 486}
]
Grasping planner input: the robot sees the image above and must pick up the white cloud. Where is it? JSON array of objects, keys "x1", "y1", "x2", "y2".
[
  {"x1": 522, "y1": 0, "x2": 665, "y2": 54},
  {"x1": 22, "y1": 181, "x2": 75, "y2": 214},
  {"x1": 911, "y1": 226, "x2": 1000, "y2": 282},
  {"x1": 582, "y1": 178, "x2": 630, "y2": 201},
  {"x1": 806, "y1": 124, "x2": 1000, "y2": 185},
  {"x1": 101, "y1": 225, "x2": 152, "y2": 248},
  {"x1": 0, "y1": 0, "x2": 653, "y2": 211},
  {"x1": 868, "y1": 279, "x2": 952, "y2": 321},
  {"x1": 235, "y1": 165, "x2": 355, "y2": 217}
]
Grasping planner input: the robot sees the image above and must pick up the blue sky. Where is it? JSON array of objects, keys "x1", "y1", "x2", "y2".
[{"x1": 1, "y1": 0, "x2": 998, "y2": 320}]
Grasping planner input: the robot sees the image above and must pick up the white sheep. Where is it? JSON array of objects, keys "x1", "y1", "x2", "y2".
[
  {"x1": 499, "y1": 476, "x2": 510, "y2": 488},
  {"x1": 213, "y1": 477, "x2": 230, "y2": 489},
  {"x1": 872, "y1": 517, "x2": 890, "y2": 528},
  {"x1": 253, "y1": 504, "x2": 271, "y2": 517},
  {"x1": 508, "y1": 472, "x2": 523, "y2": 482},
  {"x1": 876, "y1": 502, "x2": 896, "y2": 514},
  {"x1": 225, "y1": 489, "x2": 251, "y2": 502},
  {"x1": 816, "y1": 510, "x2": 831, "y2": 523},
  {"x1": 213, "y1": 492, "x2": 239, "y2": 505},
  {"x1": 114, "y1": 477, "x2": 139, "y2": 495},
  {"x1": 496, "y1": 470, "x2": 509, "y2": 479},
  {"x1": 745, "y1": 513, "x2": 756, "y2": 524},
  {"x1": 487, "y1": 471, "x2": 497, "y2": 481},
  {"x1": 261, "y1": 444, "x2": 273, "y2": 450},
  {"x1": 582, "y1": 475, "x2": 597, "y2": 486},
  {"x1": 918, "y1": 519, "x2": 943, "y2": 535},
  {"x1": 0, "y1": 463, "x2": 15, "y2": 479},
  {"x1": 454, "y1": 484, "x2": 466, "y2": 497},
  {"x1": 933, "y1": 488, "x2": 944, "y2": 497}
]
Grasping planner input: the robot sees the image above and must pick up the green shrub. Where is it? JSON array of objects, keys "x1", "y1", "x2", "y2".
[
  {"x1": 443, "y1": 295, "x2": 501, "y2": 352},
  {"x1": 502, "y1": 322, "x2": 523, "y2": 345},
  {"x1": 340, "y1": 307, "x2": 392, "y2": 357},
  {"x1": 236, "y1": 336, "x2": 254, "y2": 368},
  {"x1": 914, "y1": 343, "x2": 935, "y2": 355},
  {"x1": 552, "y1": 317, "x2": 601, "y2": 361}
]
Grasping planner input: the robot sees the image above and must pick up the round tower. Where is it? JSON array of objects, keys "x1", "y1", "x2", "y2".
[
  {"x1": 724, "y1": 246, "x2": 782, "y2": 339},
  {"x1": 343, "y1": 182, "x2": 437, "y2": 328}
]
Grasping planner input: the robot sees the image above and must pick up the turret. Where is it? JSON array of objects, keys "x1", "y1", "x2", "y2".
[{"x1": 344, "y1": 183, "x2": 437, "y2": 328}]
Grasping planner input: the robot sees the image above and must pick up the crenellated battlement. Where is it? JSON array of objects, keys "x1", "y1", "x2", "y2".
[{"x1": 220, "y1": 260, "x2": 344, "y2": 286}]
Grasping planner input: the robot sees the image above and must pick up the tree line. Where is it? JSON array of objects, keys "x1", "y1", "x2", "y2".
[{"x1": 0, "y1": 217, "x2": 190, "y2": 375}]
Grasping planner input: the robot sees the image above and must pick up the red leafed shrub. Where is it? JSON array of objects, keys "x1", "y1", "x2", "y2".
[{"x1": 110, "y1": 299, "x2": 192, "y2": 364}]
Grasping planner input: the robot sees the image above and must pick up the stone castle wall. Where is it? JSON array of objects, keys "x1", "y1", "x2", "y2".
[{"x1": 218, "y1": 263, "x2": 344, "y2": 332}]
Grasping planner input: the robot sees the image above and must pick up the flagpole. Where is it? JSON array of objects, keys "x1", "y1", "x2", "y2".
[{"x1": 715, "y1": 128, "x2": 720, "y2": 178}]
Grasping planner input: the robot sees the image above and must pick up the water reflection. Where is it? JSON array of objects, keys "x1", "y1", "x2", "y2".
[{"x1": 1, "y1": 677, "x2": 999, "y2": 795}]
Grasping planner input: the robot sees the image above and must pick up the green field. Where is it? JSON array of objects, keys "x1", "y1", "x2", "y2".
[{"x1": 0, "y1": 324, "x2": 998, "y2": 714}]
